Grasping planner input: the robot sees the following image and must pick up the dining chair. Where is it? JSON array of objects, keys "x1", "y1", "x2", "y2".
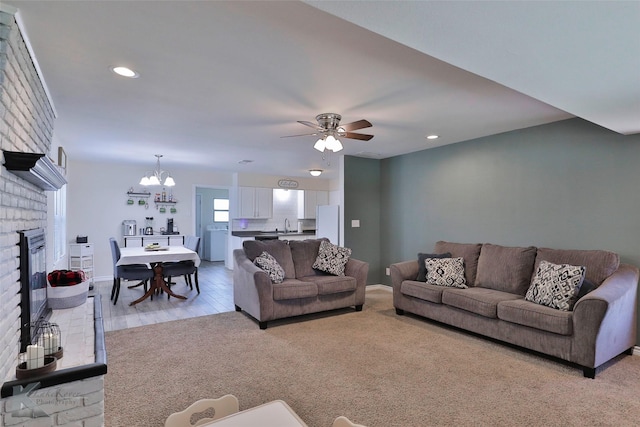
[
  {"x1": 164, "y1": 394, "x2": 239, "y2": 427},
  {"x1": 109, "y1": 238, "x2": 154, "y2": 305},
  {"x1": 164, "y1": 235, "x2": 200, "y2": 298},
  {"x1": 333, "y1": 416, "x2": 367, "y2": 427}
]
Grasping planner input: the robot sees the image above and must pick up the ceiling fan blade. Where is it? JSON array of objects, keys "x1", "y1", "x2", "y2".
[
  {"x1": 339, "y1": 119, "x2": 372, "y2": 132},
  {"x1": 297, "y1": 120, "x2": 324, "y2": 131},
  {"x1": 342, "y1": 132, "x2": 374, "y2": 141},
  {"x1": 281, "y1": 132, "x2": 320, "y2": 138}
]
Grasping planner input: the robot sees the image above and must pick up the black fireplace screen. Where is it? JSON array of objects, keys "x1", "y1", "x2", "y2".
[{"x1": 19, "y1": 228, "x2": 51, "y2": 353}]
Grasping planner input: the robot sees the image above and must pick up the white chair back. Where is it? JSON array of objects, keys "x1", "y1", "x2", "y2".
[
  {"x1": 333, "y1": 415, "x2": 367, "y2": 427},
  {"x1": 165, "y1": 395, "x2": 239, "y2": 427}
]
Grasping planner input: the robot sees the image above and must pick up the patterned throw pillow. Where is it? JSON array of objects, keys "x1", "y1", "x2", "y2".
[
  {"x1": 424, "y1": 257, "x2": 467, "y2": 288},
  {"x1": 525, "y1": 260, "x2": 586, "y2": 311},
  {"x1": 254, "y1": 251, "x2": 285, "y2": 284},
  {"x1": 312, "y1": 240, "x2": 352, "y2": 276},
  {"x1": 416, "y1": 252, "x2": 451, "y2": 282}
]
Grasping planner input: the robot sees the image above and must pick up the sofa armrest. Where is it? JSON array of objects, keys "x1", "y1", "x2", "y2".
[
  {"x1": 390, "y1": 260, "x2": 419, "y2": 288},
  {"x1": 233, "y1": 249, "x2": 275, "y2": 321},
  {"x1": 571, "y1": 263, "x2": 639, "y2": 367},
  {"x1": 344, "y1": 258, "x2": 369, "y2": 304}
]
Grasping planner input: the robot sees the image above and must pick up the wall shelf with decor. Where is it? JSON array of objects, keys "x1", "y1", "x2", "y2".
[
  {"x1": 154, "y1": 200, "x2": 177, "y2": 213},
  {"x1": 126, "y1": 191, "x2": 151, "y2": 198},
  {"x1": 126, "y1": 191, "x2": 151, "y2": 207}
]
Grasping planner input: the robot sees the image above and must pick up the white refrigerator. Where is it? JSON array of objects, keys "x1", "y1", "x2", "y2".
[{"x1": 316, "y1": 205, "x2": 340, "y2": 245}]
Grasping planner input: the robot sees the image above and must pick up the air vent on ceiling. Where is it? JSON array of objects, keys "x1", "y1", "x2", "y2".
[{"x1": 3, "y1": 151, "x2": 67, "y2": 191}]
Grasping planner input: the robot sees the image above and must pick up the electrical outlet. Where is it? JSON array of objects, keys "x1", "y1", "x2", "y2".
[
  {"x1": 385, "y1": 267, "x2": 390, "y2": 276},
  {"x1": 351, "y1": 219, "x2": 360, "y2": 228}
]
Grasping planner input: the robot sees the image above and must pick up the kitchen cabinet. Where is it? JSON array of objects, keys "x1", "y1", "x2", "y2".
[
  {"x1": 238, "y1": 187, "x2": 272, "y2": 219},
  {"x1": 69, "y1": 243, "x2": 94, "y2": 284},
  {"x1": 297, "y1": 190, "x2": 329, "y2": 219}
]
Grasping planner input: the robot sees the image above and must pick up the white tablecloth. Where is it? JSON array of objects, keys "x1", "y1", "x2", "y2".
[
  {"x1": 202, "y1": 400, "x2": 307, "y2": 427},
  {"x1": 116, "y1": 246, "x2": 201, "y2": 267}
]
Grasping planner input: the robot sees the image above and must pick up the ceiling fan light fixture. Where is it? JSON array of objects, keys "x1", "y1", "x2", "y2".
[
  {"x1": 314, "y1": 137, "x2": 326, "y2": 152},
  {"x1": 324, "y1": 135, "x2": 343, "y2": 152},
  {"x1": 309, "y1": 169, "x2": 322, "y2": 177}
]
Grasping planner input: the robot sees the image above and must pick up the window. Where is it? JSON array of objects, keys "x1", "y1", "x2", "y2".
[
  {"x1": 213, "y1": 198, "x2": 229, "y2": 222},
  {"x1": 53, "y1": 185, "x2": 67, "y2": 262}
]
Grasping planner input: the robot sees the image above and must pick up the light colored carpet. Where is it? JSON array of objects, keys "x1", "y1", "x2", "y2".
[{"x1": 104, "y1": 288, "x2": 640, "y2": 426}]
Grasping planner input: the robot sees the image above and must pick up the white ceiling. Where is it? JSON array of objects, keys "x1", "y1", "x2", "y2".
[{"x1": 3, "y1": 1, "x2": 637, "y2": 181}]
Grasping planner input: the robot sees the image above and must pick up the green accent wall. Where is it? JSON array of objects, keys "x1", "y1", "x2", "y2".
[
  {"x1": 344, "y1": 156, "x2": 382, "y2": 284},
  {"x1": 379, "y1": 118, "x2": 640, "y2": 343}
]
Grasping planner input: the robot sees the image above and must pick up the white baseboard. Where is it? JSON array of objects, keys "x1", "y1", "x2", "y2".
[{"x1": 634, "y1": 346, "x2": 640, "y2": 356}]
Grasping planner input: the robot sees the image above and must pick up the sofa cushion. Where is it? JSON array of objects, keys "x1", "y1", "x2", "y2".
[
  {"x1": 313, "y1": 240, "x2": 352, "y2": 276},
  {"x1": 254, "y1": 251, "x2": 285, "y2": 284},
  {"x1": 272, "y1": 279, "x2": 318, "y2": 300},
  {"x1": 400, "y1": 280, "x2": 445, "y2": 303},
  {"x1": 243, "y1": 240, "x2": 296, "y2": 279},
  {"x1": 475, "y1": 244, "x2": 537, "y2": 295},
  {"x1": 525, "y1": 260, "x2": 585, "y2": 311},
  {"x1": 434, "y1": 241, "x2": 482, "y2": 286},
  {"x1": 300, "y1": 275, "x2": 356, "y2": 295},
  {"x1": 497, "y1": 299, "x2": 573, "y2": 336},
  {"x1": 534, "y1": 247, "x2": 619, "y2": 286},
  {"x1": 416, "y1": 252, "x2": 451, "y2": 282},
  {"x1": 425, "y1": 257, "x2": 467, "y2": 288},
  {"x1": 441, "y1": 287, "x2": 522, "y2": 319},
  {"x1": 289, "y1": 238, "x2": 326, "y2": 278}
]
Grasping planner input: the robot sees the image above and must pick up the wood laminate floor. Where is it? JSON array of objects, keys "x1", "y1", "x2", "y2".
[{"x1": 91, "y1": 261, "x2": 235, "y2": 332}]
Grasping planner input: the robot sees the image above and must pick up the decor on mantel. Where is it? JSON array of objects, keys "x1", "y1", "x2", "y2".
[
  {"x1": 139, "y1": 154, "x2": 175, "y2": 186},
  {"x1": 309, "y1": 169, "x2": 322, "y2": 177}
]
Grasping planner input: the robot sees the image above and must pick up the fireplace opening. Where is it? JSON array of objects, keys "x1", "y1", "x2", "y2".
[{"x1": 19, "y1": 228, "x2": 51, "y2": 353}]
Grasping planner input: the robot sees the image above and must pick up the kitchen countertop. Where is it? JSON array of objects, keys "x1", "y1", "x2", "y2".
[{"x1": 231, "y1": 230, "x2": 316, "y2": 238}]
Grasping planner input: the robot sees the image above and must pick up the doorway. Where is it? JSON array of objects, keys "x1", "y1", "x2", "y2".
[{"x1": 195, "y1": 187, "x2": 230, "y2": 262}]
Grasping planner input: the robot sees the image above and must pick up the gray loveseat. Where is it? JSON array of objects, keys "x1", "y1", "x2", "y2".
[
  {"x1": 234, "y1": 238, "x2": 369, "y2": 329},
  {"x1": 391, "y1": 241, "x2": 639, "y2": 378}
]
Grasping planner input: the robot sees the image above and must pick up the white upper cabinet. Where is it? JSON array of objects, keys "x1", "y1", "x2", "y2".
[
  {"x1": 238, "y1": 186, "x2": 273, "y2": 219},
  {"x1": 297, "y1": 190, "x2": 329, "y2": 219}
]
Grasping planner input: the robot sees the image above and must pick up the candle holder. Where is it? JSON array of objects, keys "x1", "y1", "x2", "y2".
[
  {"x1": 16, "y1": 353, "x2": 57, "y2": 379},
  {"x1": 37, "y1": 322, "x2": 63, "y2": 360}
]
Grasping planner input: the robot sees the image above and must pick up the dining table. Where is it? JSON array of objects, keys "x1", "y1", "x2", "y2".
[
  {"x1": 200, "y1": 400, "x2": 308, "y2": 426},
  {"x1": 116, "y1": 245, "x2": 201, "y2": 306}
]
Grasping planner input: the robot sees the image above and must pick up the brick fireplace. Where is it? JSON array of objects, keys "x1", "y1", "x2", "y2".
[{"x1": 0, "y1": 7, "x2": 106, "y2": 426}]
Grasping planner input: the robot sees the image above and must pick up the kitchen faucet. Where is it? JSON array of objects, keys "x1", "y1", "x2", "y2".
[{"x1": 284, "y1": 218, "x2": 290, "y2": 233}]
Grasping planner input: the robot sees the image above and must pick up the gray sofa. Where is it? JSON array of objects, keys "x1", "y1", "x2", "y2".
[
  {"x1": 391, "y1": 241, "x2": 639, "y2": 378},
  {"x1": 233, "y1": 238, "x2": 369, "y2": 329}
]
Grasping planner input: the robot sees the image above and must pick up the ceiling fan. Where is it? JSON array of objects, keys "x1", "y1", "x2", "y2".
[{"x1": 282, "y1": 113, "x2": 373, "y2": 153}]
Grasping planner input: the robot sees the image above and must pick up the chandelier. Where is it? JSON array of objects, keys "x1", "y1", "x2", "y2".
[{"x1": 139, "y1": 154, "x2": 175, "y2": 186}]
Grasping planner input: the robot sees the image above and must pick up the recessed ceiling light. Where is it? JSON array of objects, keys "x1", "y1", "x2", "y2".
[
  {"x1": 426, "y1": 135, "x2": 439, "y2": 140},
  {"x1": 111, "y1": 66, "x2": 139, "y2": 78}
]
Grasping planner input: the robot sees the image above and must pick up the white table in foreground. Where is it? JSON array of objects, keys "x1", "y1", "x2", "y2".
[{"x1": 201, "y1": 400, "x2": 308, "y2": 427}]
